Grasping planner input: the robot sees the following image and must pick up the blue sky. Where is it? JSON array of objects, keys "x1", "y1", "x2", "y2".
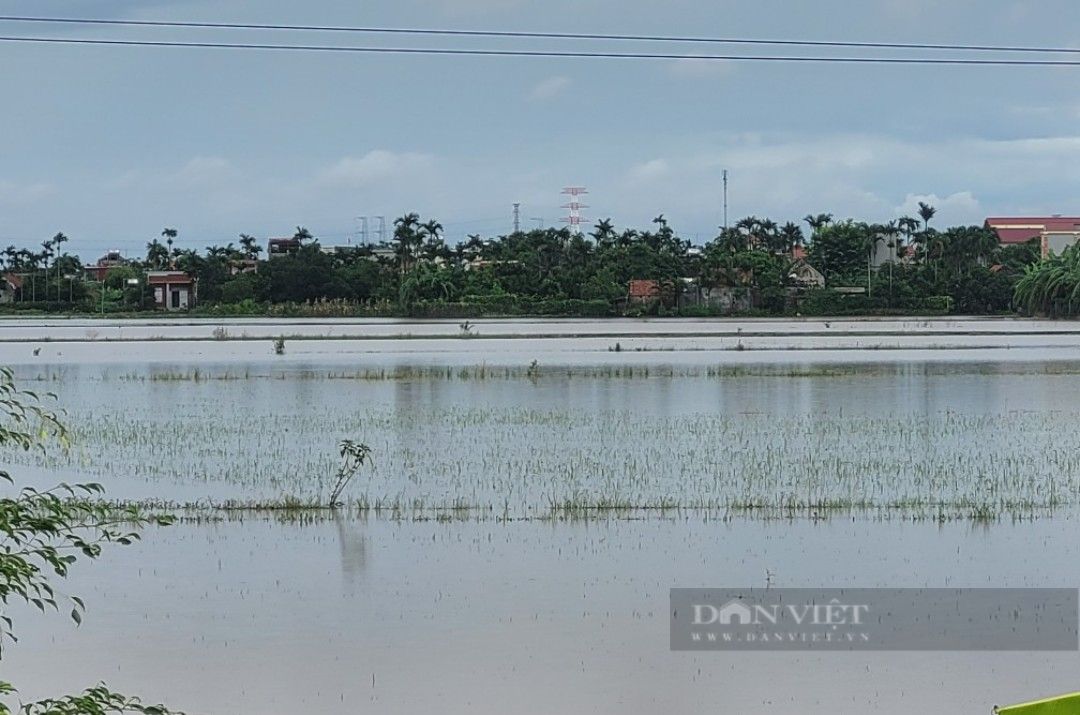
[{"x1": 1, "y1": 0, "x2": 1079, "y2": 259}]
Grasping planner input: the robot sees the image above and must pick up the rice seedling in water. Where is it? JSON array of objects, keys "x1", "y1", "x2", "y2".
[{"x1": 7, "y1": 362, "x2": 1080, "y2": 523}]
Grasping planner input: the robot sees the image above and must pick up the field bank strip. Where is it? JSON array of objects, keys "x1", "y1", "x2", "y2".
[{"x1": 4, "y1": 329, "x2": 1080, "y2": 342}]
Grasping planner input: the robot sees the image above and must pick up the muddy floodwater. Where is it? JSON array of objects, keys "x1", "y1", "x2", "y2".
[{"x1": 1, "y1": 318, "x2": 1079, "y2": 714}]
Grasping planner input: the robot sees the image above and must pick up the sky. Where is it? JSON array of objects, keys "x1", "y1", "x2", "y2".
[{"x1": 1, "y1": 0, "x2": 1079, "y2": 259}]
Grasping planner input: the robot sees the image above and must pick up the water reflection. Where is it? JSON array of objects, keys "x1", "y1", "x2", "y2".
[{"x1": 334, "y1": 512, "x2": 368, "y2": 588}]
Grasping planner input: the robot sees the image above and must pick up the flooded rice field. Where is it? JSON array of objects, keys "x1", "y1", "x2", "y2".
[
  {"x1": 5, "y1": 516, "x2": 1080, "y2": 714},
  {"x1": 7, "y1": 316, "x2": 1080, "y2": 356},
  {"x1": 2, "y1": 319, "x2": 1079, "y2": 713}
]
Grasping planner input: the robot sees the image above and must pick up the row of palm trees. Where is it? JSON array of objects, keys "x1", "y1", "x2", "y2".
[
  {"x1": 145, "y1": 228, "x2": 264, "y2": 270},
  {"x1": 392, "y1": 213, "x2": 445, "y2": 272},
  {"x1": 0, "y1": 232, "x2": 76, "y2": 302}
]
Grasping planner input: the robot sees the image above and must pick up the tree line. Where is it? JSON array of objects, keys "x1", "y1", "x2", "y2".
[{"x1": 0, "y1": 206, "x2": 1050, "y2": 316}]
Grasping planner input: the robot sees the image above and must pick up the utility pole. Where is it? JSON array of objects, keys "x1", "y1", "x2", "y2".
[
  {"x1": 722, "y1": 169, "x2": 729, "y2": 232},
  {"x1": 375, "y1": 216, "x2": 386, "y2": 244},
  {"x1": 512, "y1": 203, "x2": 521, "y2": 234},
  {"x1": 354, "y1": 216, "x2": 368, "y2": 244}
]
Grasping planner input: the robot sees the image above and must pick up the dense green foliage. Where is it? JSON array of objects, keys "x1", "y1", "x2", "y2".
[
  {"x1": 0, "y1": 211, "x2": 1047, "y2": 317},
  {"x1": 0, "y1": 368, "x2": 178, "y2": 714},
  {"x1": 1015, "y1": 243, "x2": 1080, "y2": 317}
]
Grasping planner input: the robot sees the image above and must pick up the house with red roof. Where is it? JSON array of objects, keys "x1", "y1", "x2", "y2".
[{"x1": 984, "y1": 216, "x2": 1080, "y2": 259}]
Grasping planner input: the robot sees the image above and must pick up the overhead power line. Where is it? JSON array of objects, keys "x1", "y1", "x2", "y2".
[
  {"x1": 1, "y1": 15, "x2": 1078, "y2": 55},
  {"x1": 2, "y1": 35, "x2": 1080, "y2": 65}
]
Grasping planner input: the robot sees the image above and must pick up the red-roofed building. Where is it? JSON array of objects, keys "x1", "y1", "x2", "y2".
[{"x1": 985, "y1": 216, "x2": 1080, "y2": 259}]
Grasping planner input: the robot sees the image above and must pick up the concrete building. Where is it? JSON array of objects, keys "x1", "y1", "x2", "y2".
[
  {"x1": 147, "y1": 271, "x2": 195, "y2": 311},
  {"x1": 84, "y1": 250, "x2": 129, "y2": 281},
  {"x1": 267, "y1": 238, "x2": 301, "y2": 258}
]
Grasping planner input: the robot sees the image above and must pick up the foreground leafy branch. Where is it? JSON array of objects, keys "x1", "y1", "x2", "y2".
[
  {"x1": 0, "y1": 683, "x2": 176, "y2": 715},
  {"x1": 0, "y1": 367, "x2": 181, "y2": 714}
]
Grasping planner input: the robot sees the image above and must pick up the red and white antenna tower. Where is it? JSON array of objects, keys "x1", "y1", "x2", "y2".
[{"x1": 560, "y1": 186, "x2": 589, "y2": 235}]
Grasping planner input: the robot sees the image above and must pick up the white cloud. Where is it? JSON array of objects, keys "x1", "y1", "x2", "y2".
[
  {"x1": 0, "y1": 181, "x2": 54, "y2": 206},
  {"x1": 176, "y1": 156, "x2": 236, "y2": 185},
  {"x1": 320, "y1": 150, "x2": 434, "y2": 188},
  {"x1": 605, "y1": 132, "x2": 1080, "y2": 233},
  {"x1": 528, "y1": 76, "x2": 572, "y2": 102},
  {"x1": 627, "y1": 159, "x2": 671, "y2": 184}
]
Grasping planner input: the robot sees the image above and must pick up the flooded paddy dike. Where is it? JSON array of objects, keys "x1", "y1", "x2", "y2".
[{"x1": 2, "y1": 317, "x2": 1080, "y2": 713}]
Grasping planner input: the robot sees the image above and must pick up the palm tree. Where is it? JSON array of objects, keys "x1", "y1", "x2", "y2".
[
  {"x1": 146, "y1": 239, "x2": 169, "y2": 270},
  {"x1": 421, "y1": 219, "x2": 443, "y2": 239},
  {"x1": 879, "y1": 221, "x2": 902, "y2": 304},
  {"x1": 780, "y1": 222, "x2": 804, "y2": 255},
  {"x1": 421, "y1": 228, "x2": 446, "y2": 262},
  {"x1": 393, "y1": 213, "x2": 422, "y2": 273},
  {"x1": 917, "y1": 202, "x2": 936, "y2": 232},
  {"x1": 803, "y1": 213, "x2": 833, "y2": 233},
  {"x1": 420, "y1": 219, "x2": 445, "y2": 260},
  {"x1": 2, "y1": 246, "x2": 18, "y2": 271},
  {"x1": 29, "y1": 250, "x2": 46, "y2": 302},
  {"x1": 49, "y1": 232, "x2": 69, "y2": 300},
  {"x1": 898, "y1": 216, "x2": 919, "y2": 237},
  {"x1": 459, "y1": 234, "x2": 486, "y2": 262},
  {"x1": 239, "y1": 234, "x2": 262, "y2": 260},
  {"x1": 864, "y1": 229, "x2": 889, "y2": 298},
  {"x1": 40, "y1": 237, "x2": 53, "y2": 266},
  {"x1": 897, "y1": 216, "x2": 920, "y2": 260},
  {"x1": 205, "y1": 245, "x2": 230, "y2": 260},
  {"x1": 591, "y1": 219, "x2": 616, "y2": 247},
  {"x1": 161, "y1": 227, "x2": 177, "y2": 252},
  {"x1": 293, "y1": 226, "x2": 313, "y2": 245}
]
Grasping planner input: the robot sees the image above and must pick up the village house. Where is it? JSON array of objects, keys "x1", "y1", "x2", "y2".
[
  {"x1": 985, "y1": 216, "x2": 1080, "y2": 259},
  {"x1": 788, "y1": 261, "x2": 825, "y2": 288},
  {"x1": 267, "y1": 238, "x2": 301, "y2": 258},
  {"x1": 465, "y1": 258, "x2": 520, "y2": 271},
  {"x1": 627, "y1": 279, "x2": 662, "y2": 305},
  {"x1": 147, "y1": 271, "x2": 195, "y2": 311},
  {"x1": 83, "y1": 250, "x2": 129, "y2": 282},
  {"x1": 0, "y1": 274, "x2": 23, "y2": 303},
  {"x1": 228, "y1": 258, "x2": 259, "y2": 276}
]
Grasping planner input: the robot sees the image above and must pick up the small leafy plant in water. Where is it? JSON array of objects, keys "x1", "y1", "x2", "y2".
[
  {"x1": 329, "y1": 440, "x2": 373, "y2": 507},
  {"x1": 273, "y1": 336, "x2": 286, "y2": 355}
]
